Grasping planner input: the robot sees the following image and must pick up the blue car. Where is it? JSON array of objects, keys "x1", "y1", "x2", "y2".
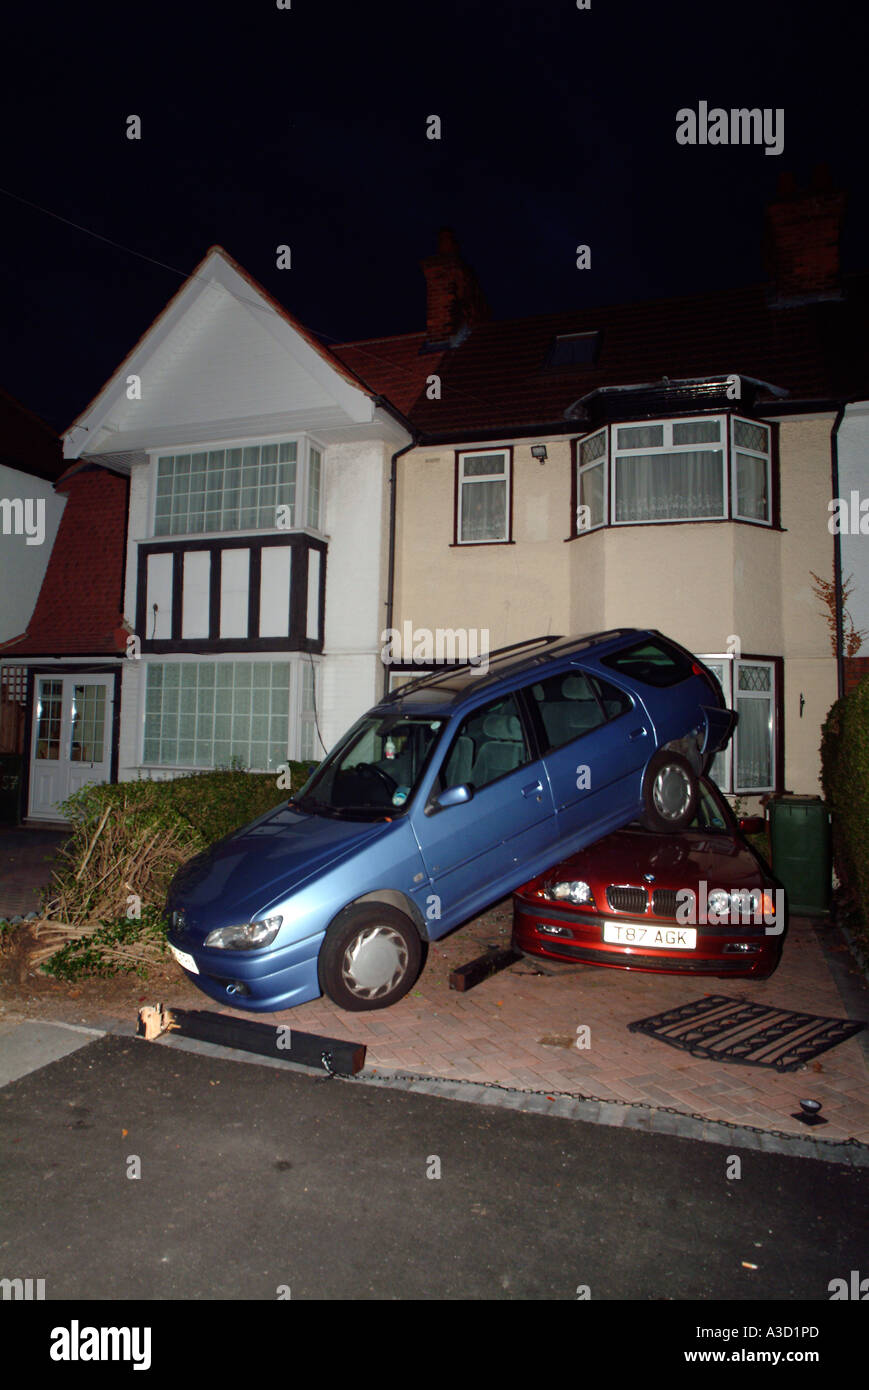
[{"x1": 165, "y1": 629, "x2": 736, "y2": 1012}]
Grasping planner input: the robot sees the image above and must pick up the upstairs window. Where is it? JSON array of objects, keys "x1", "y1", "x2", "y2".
[
  {"x1": 732, "y1": 418, "x2": 771, "y2": 523},
  {"x1": 456, "y1": 449, "x2": 512, "y2": 544},
  {"x1": 546, "y1": 330, "x2": 601, "y2": 368},
  {"x1": 154, "y1": 438, "x2": 324, "y2": 537},
  {"x1": 614, "y1": 418, "x2": 725, "y2": 523},
  {"x1": 306, "y1": 446, "x2": 322, "y2": 530},
  {"x1": 576, "y1": 430, "x2": 608, "y2": 531},
  {"x1": 574, "y1": 415, "x2": 773, "y2": 532}
]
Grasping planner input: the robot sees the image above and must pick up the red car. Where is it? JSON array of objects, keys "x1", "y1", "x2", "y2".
[{"x1": 513, "y1": 779, "x2": 785, "y2": 979}]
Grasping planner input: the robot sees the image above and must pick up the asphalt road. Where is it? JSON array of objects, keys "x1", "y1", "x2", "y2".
[{"x1": 1, "y1": 1032, "x2": 867, "y2": 1309}]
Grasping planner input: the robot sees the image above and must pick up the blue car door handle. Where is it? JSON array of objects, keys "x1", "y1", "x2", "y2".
[
  {"x1": 628, "y1": 727, "x2": 648, "y2": 742},
  {"x1": 521, "y1": 779, "x2": 543, "y2": 798}
]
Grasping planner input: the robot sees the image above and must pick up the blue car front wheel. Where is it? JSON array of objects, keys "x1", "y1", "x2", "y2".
[{"x1": 319, "y1": 903, "x2": 424, "y2": 1011}]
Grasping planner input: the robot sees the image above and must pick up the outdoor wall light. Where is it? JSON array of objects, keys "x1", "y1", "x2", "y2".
[{"x1": 531, "y1": 444, "x2": 548, "y2": 463}]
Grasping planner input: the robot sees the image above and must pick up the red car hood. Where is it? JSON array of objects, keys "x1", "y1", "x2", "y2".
[{"x1": 521, "y1": 825, "x2": 768, "y2": 895}]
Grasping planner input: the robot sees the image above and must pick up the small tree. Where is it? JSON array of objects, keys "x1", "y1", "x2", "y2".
[{"x1": 810, "y1": 570, "x2": 868, "y2": 658}]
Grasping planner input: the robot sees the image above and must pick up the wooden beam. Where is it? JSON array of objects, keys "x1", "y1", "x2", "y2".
[
  {"x1": 448, "y1": 946, "x2": 522, "y2": 993},
  {"x1": 136, "y1": 1005, "x2": 365, "y2": 1075}
]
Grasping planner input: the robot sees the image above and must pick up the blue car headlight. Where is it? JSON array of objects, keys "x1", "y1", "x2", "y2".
[{"x1": 204, "y1": 916, "x2": 283, "y2": 950}]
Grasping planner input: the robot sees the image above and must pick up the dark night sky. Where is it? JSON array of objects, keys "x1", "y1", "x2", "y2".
[{"x1": 2, "y1": 0, "x2": 866, "y2": 434}]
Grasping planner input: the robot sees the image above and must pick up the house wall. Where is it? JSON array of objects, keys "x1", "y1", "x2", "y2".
[
  {"x1": 0, "y1": 467, "x2": 66, "y2": 644},
  {"x1": 394, "y1": 440, "x2": 573, "y2": 646},
  {"x1": 837, "y1": 401, "x2": 869, "y2": 653},
  {"x1": 777, "y1": 414, "x2": 839, "y2": 792},
  {"x1": 115, "y1": 436, "x2": 394, "y2": 773},
  {"x1": 393, "y1": 415, "x2": 838, "y2": 795},
  {"x1": 320, "y1": 439, "x2": 393, "y2": 752}
]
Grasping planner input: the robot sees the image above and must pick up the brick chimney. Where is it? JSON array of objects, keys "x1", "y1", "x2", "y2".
[
  {"x1": 421, "y1": 228, "x2": 490, "y2": 344},
  {"x1": 764, "y1": 165, "x2": 846, "y2": 306}
]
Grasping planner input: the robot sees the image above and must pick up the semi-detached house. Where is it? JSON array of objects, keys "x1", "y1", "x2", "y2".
[
  {"x1": 2, "y1": 171, "x2": 867, "y2": 822},
  {"x1": 0, "y1": 249, "x2": 412, "y2": 820}
]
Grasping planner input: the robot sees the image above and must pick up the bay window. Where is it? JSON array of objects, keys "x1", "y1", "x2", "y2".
[
  {"x1": 732, "y1": 418, "x2": 771, "y2": 523},
  {"x1": 576, "y1": 430, "x2": 607, "y2": 531},
  {"x1": 154, "y1": 437, "x2": 324, "y2": 537},
  {"x1": 143, "y1": 660, "x2": 292, "y2": 770},
  {"x1": 574, "y1": 415, "x2": 773, "y2": 531}
]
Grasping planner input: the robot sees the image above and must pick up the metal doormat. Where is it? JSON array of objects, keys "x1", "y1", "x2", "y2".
[{"x1": 628, "y1": 995, "x2": 867, "y2": 1072}]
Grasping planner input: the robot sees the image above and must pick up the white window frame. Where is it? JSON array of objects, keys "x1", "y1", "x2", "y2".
[
  {"x1": 730, "y1": 416, "x2": 772, "y2": 525},
  {"x1": 697, "y1": 653, "x2": 777, "y2": 795},
  {"x1": 573, "y1": 415, "x2": 775, "y2": 534},
  {"x1": 456, "y1": 449, "x2": 511, "y2": 544},
  {"x1": 576, "y1": 429, "x2": 608, "y2": 533},
  {"x1": 612, "y1": 416, "x2": 728, "y2": 526},
  {"x1": 305, "y1": 441, "x2": 324, "y2": 532},
  {"x1": 149, "y1": 433, "x2": 326, "y2": 540},
  {"x1": 733, "y1": 657, "x2": 776, "y2": 794},
  {"x1": 138, "y1": 654, "x2": 302, "y2": 773}
]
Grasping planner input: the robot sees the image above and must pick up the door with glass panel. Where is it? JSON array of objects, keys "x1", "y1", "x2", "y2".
[
  {"x1": 701, "y1": 658, "x2": 775, "y2": 795},
  {"x1": 29, "y1": 676, "x2": 114, "y2": 819}
]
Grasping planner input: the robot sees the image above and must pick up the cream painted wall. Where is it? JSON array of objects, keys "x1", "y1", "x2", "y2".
[
  {"x1": 395, "y1": 416, "x2": 839, "y2": 793},
  {"x1": 394, "y1": 441, "x2": 573, "y2": 649},
  {"x1": 777, "y1": 415, "x2": 840, "y2": 791},
  {"x1": 569, "y1": 523, "x2": 739, "y2": 651},
  {"x1": 838, "y1": 402, "x2": 869, "y2": 651}
]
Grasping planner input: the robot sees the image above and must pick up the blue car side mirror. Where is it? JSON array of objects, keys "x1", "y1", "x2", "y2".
[{"x1": 427, "y1": 783, "x2": 474, "y2": 815}]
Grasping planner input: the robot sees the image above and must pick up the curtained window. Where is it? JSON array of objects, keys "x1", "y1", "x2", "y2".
[
  {"x1": 699, "y1": 656, "x2": 776, "y2": 794},
  {"x1": 457, "y1": 450, "x2": 510, "y2": 543},
  {"x1": 574, "y1": 415, "x2": 772, "y2": 531}
]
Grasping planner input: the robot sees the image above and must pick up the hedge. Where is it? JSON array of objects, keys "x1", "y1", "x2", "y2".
[
  {"x1": 820, "y1": 675, "x2": 869, "y2": 951},
  {"x1": 5, "y1": 765, "x2": 312, "y2": 979}
]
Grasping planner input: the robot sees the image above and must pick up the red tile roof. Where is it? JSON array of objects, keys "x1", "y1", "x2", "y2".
[
  {"x1": 7, "y1": 257, "x2": 868, "y2": 668},
  {"x1": 332, "y1": 276, "x2": 869, "y2": 437},
  {"x1": 0, "y1": 468, "x2": 129, "y2": 657},
  {"x1": 328, "y1": 332, "x2": 444, "y2": 419}
]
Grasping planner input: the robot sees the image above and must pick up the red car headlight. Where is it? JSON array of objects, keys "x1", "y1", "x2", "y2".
[{"x1": 544, "y1": 879, "x2": 595, "y2": 907}]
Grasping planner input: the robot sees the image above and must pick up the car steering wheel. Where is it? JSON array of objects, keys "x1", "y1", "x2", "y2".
[{"x1": 355, "y1": 763, "x2": 397, "y2": 793}]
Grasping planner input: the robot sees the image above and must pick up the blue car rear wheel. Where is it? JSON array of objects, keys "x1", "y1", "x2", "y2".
[{"x1": 641, "y1": 750, "x2": 698, "y2": 832}]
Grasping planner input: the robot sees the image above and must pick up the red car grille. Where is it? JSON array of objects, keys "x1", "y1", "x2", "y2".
[
  {"x1": 606, "y1": 885, "x2": 648, "y2": 914},
  {"x1": 650, "y1": 888, "x2": 679, "y2": 918}
]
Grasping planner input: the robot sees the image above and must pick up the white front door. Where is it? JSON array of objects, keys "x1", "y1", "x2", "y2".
[{"x1": 29, "y1": 675, "x2": 115, "y2": 820}]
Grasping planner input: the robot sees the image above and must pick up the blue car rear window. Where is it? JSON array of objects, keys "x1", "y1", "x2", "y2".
[{"x1": 601, "y1": 638, "x2": 693, "y2": 688}]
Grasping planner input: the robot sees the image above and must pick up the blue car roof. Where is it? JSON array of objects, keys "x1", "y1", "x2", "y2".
[{"x1": 379, "y1": 627, "x2": 656, "y2": 715}]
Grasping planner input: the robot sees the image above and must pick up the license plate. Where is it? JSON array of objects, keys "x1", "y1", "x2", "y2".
[
  {"x1": 603, "y1": 923, "x2": 697, "y2": 950},
  {"x1": 168, "y1": 943, "x2": 199, "y2": 974}
]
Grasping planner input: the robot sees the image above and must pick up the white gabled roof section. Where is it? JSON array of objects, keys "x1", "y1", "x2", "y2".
[{"x1": 64, "y1": 247, "x2": 396, "y2": 461}]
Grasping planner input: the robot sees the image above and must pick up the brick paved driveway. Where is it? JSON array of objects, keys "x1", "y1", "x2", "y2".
[
  {"x1": 263, "y1": 902, "x2": 869, "y2": 1146},
  {"x1": 2, "y1": 824, "x2": 867, "y2": 1147}
]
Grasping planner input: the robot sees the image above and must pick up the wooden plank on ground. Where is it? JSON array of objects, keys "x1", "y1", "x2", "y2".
[
  {"x1": 136, "y1": 1006, "x2": 365, "y2": 1075},
  {"x1": 449, "y1": 946, "x2": 523, "y2": 993}
]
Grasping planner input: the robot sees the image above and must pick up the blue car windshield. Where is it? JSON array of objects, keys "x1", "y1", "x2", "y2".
[{"x1": 295, "y1": 714, "x2": 446, "y2": 819}]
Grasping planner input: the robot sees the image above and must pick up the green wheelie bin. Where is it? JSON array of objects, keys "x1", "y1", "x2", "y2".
[{"x1": 768, "y1": 794, "x2": 832, "y2": 916}]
